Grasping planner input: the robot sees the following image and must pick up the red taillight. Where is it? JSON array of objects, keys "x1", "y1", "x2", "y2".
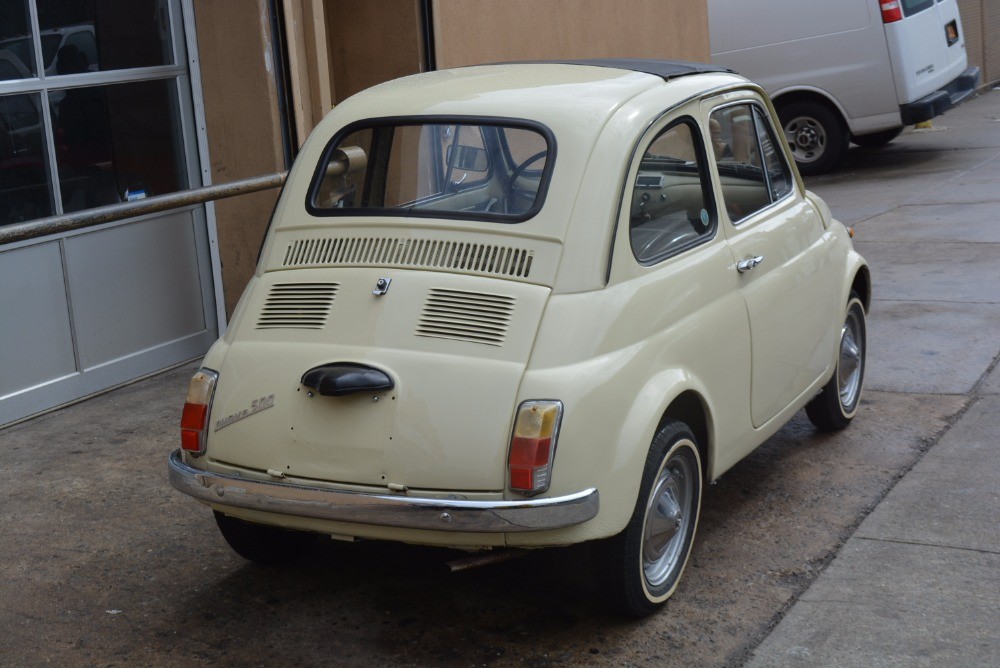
[
  {"x1": 880, "y1": 0, "x2": 903, "y2": 23},
  {"x1": 180, "y1": 403, "x2": 208, "y2": 451},
  {"x1": 508, "y1": 401, "x2": 562, "y2": 495},
  {"x1": 509, "y1": 436, "x2": 553, "y2": 490},
  {"x1": 180, "y1": 369, "x2": 218, "y2": 456}
]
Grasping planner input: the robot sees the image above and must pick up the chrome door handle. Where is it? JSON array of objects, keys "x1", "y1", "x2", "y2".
[{"x1": 737, "y1": 256, "x2": 764, "y2": 273}]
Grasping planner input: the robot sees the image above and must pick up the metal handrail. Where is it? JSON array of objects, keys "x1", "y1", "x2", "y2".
[{"x1": 0, "y1": 171, "x2": 288, "y2": 246}]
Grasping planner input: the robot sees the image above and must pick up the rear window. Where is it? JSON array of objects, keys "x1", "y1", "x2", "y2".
[
  {"x1": 308, "y1": 119, "x2": 554, "y2": 223},
  {"x1": 901, "y1": 0, "x2": 934, "y2": 16}
]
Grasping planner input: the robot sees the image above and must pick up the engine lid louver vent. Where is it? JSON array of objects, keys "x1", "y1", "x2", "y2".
[
  {"x1": 282, "y1": 237, "x2": 534, "y2": 279},
  {"x1": 256, "y1": 282, "x2": 338, "y2": 329},
  {"x1": 416, "y1": 289, "x2": 515, "y2": 347}
]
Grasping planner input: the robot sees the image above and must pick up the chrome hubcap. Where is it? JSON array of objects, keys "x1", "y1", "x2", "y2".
[
  {"x1": 838, "y1": 307, "x2": 864, "y2": 411},
  {"x1": 642, "y1": 450, "x2": 694, "y2": 588},
  {"x1": 784, "y1": 116, "x2": 827, "y2": 163}
]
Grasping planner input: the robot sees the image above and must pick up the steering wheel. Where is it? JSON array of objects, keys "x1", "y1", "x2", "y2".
[
  {"x1": 637, "y1": 228, "x2": 700, "y2": 260},
  {"x1": 510, "y1": 150, "x2": 547, "y2": 180},
  {"x1": 505, "y1": 150, "x2": 547, "y2": 213}
]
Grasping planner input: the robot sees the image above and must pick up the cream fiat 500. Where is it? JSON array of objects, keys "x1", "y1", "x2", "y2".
[{"x1": 170, "y1": 60, "x2": 869, "y2": 617}]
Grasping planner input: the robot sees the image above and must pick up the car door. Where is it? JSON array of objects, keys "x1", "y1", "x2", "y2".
[
  {"x1": 606, "y1": 104, "x2": 754, "y2": 476},
  {"x1": 706, "y1": 96, "x2": 840, "y2": 428}
]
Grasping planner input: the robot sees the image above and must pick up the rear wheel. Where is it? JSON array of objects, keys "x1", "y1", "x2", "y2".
[
  {"x1": 779, "y1": 100, "x2": 848, "y2": 176},
  {"x1": 594, "y1": 421, "x2": 702, "y2": 617},
  {"x1": 806, "y1": 293, "x2": 866, "y2": 431},
  {"x1": 214, "y1": 511, "x2": 318, "y2": 564}
]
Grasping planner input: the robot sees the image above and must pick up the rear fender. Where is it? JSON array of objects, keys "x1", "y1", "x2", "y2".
[
  {"x1": 603, "y1": 369, "x2": 712, "y2": 530},
  {"x1": 512, "y1": 367, "x2": 712, "y2": 546}
]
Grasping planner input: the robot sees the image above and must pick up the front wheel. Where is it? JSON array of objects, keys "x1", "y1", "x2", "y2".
[
  {"x1": 806, "y1": 294, "x2": 867, "y2": 431},
  {"x1": 594, "y1": 421, "x2": 702, "y2": 617},
  {"x1": 214, "y1": 511, "x2": 318, "y2": 565}
]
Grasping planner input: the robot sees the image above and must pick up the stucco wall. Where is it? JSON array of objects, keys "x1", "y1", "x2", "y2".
[
  {"x1": 431, "y1": 0, "x2": 710, "y2": 68},
  {"x1": 193, "y1": 0, "x2": 711, "y2": 315},
  {"x1": 326, "y1": 0, "x2": 427, "y2": 103},
  {"x1": 957, "y1": 0, "x2": 1000, "y2": 86},
  {"x1": 193, "y1": 0, "x2": 285, "y2": 318}
]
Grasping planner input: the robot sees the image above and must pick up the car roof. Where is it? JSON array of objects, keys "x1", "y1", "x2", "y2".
[
  {"x1": 282, "y1": 62, "x2": 755, "y2": 291},
  {"x1": 328, "y1": 61, "x2": 745, "y2": 132}
]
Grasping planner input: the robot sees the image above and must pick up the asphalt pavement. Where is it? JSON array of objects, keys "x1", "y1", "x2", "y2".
[
  {"x1": 746, "y1": 88, "x2": 1000, "y2": 666},
  {"x1": 1, "y1": 88, "x2": 998, "y2": 667}
]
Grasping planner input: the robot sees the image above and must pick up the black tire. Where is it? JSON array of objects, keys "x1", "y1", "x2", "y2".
[
  {"x1": 593, "y1": 421, "x2": 702, "y2": 617},
  {"x1": 806, "y1": 293, "x2": 867, "y2": 431},
  {"x1": 852, "y1": 127, "x2": 903, "y2": 148},
  {"x1": 778, "y1": 100, "x2": 848, "y2": 176},
  {"x1": 214, "y1": 511, "x2": 318, "y2": 565}
]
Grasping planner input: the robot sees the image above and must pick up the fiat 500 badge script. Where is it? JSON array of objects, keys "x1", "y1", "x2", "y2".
[{"x1": 170, "y1": 60, "x2": 869, "y2": 617}]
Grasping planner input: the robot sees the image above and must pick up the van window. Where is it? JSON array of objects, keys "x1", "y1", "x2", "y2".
[
  {"x1": 629, "y1": 119, "x2": 716, "y2": 264},
  {"x1": 902, "y1": 0, "x2": 934, "y2": 15},
  {"x1": 710, "y1": 103, "x2": 793, "y2": 223}
]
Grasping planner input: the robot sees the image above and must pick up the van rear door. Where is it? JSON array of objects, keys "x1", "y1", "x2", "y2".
[{"x1": 883, "y1": 0, "x2": 969, "y2": 105}]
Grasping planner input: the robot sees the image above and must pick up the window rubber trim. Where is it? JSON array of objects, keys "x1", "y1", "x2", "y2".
[{"x1": 305, "y1": 115, "x2": 557, "y2": 225}]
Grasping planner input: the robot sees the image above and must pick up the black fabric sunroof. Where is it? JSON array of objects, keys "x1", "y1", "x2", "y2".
[{"x1": 504, "y1": 59, "x2": 732, "y2": 81}]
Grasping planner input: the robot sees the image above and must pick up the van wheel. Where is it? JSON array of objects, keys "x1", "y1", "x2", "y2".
[
  {"x1": 852, "y1": 127, "x2": 903, "y2": 148},
  {"x1": 806, "y1": 293, "x2": 866, "y2": 431},
  {"x1": 593, "y1": 421, "x2": 702, "y2": 617},
  {"x1": 214, "y1": 511, "x2": 317, "y2": 564},
  {"x1": 779, "y1": 101, "x2": 848, "y2": 176}
]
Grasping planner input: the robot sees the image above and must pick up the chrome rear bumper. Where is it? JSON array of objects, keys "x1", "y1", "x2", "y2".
[{"x1": 168, "y1": 450, "x2": 599, "y2": 533}]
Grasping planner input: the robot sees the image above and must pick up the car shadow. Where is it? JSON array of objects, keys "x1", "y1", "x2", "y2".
[
  {"x1": 816, "y1": 143, "x2": 944, "y2": 181},
  {"x1": 162, "y1": 405, "x2": 902, "y2": 666}
]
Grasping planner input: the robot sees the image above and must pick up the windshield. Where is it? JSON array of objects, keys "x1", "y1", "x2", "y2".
[{"x1": 308, "y1": 120, "x2": 553, "y2": 223}]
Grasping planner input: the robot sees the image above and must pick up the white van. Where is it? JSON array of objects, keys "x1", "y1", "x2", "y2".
[{"x1": 709, "y1": 0, "x2": 981, "y2": 174}]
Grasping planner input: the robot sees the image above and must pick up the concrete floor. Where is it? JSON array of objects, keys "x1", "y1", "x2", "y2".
[{"x1": 1, "y1": 89, "x2": 998, "y2": 666}]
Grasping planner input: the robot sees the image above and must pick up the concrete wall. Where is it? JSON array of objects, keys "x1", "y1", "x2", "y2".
[
  {"x1": 193, "y1": 0, "x2": 285, "y2": 318},
  {"x1": 431, "y1": 0, "x2": 710, "y2": 68},
  {"x1": 958, "y1": 0, "x2": 1000, "y2": 86}
]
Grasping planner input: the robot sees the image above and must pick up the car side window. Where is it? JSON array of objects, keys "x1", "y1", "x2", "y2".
[
  {"x1": 754, "y1": 107, "x2": 793, "y2": 202},
  {"x1": 710, "y1": 103, "x2": 793, "y2": 224},
  {"x1": 629, "y1": 119, "x2": 715, "y2": 264}
]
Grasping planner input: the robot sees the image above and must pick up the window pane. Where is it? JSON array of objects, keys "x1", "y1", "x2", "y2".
[
  {"x1": 385, "y1": 124, "x2": 490, "y2": 206},
  {"x1": 311, "y1": 122, "x2": 551, "y2": 221},
  {"x1": 0, "y1": 92, "x2": 55, "y2": 224},
  {"x1": 38, "y1": 0, "x2": 173, "y2": 75},
  {"x1": 0, "y1": 0, "x2": 38, "y2": 78},
  {"x1": 505, "y1": 127, "x2": 548, "y2": 165},
  {"x1": 629, "y1": 120, "x2": 714, "y2": 263},
  {"x1": 51, "y1": 79, "x2": 187, "y2": 213},
  {"x1": 753, "y1": 107, "x2": 793, "y2": 201},
  {"x1": 901, "y1": 0, "x2": 934, "y2": 16},
  {"x1": 710, "y1": 104, "x2": 770, "y2": 223}
]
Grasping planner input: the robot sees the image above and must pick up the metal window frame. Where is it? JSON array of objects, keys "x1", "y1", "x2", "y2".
[{"x1": 0, "y1": 0, "x2": 233, "y2": 333}]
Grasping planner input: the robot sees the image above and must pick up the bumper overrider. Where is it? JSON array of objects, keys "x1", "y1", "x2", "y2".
[{"x1": 168, "y1": 450, "x2": 599, "y2": 533}]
